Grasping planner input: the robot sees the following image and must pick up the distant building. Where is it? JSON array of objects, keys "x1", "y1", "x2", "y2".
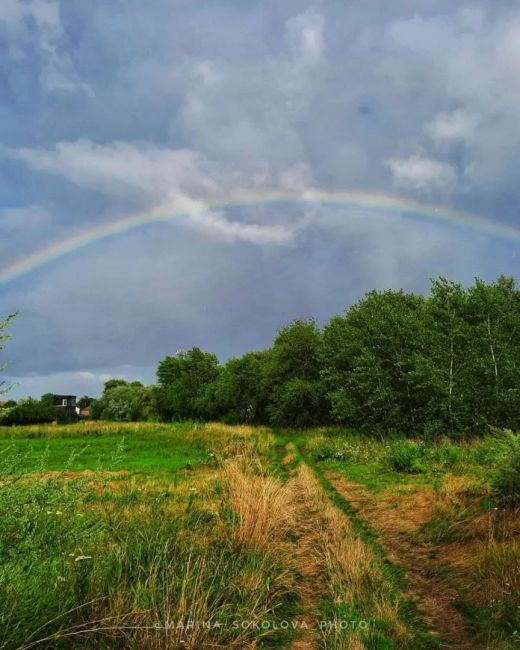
[
  {"x1": 78, "y1": 406, "x2": 91, "y2": 417},
  {"x1": 53, "y1": 395, "x2": 76, "y2": 409}
]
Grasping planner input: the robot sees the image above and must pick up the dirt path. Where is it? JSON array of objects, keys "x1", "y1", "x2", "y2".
[
  {"x1": 323, "y1": 470, "x2": 475, "y2": 650},
  {"x1": 282, "y1": 444, "x2": 323, "y2": 650}
]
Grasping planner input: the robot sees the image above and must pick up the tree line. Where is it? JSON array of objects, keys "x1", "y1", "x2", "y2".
[
  {"x1": 3, "y1": 276, "x2": 520, "y2": 436},
  {"x1": 86, "y1": 276, "x2": 520, "y2": 437}
]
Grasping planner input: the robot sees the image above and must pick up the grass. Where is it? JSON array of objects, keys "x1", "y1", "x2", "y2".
[
  {"x1": 1, "y1": 422, "x2": 518, "y2": 649},
  {"x1": 0, "y1": 422, "x2": 211, "y2": 474},
  {"x1": 304, "y1": 428, "x2": 520, "y2": 649},
  {"x1": 0, "y1": 423, "x2": 301, "y2": 649}
]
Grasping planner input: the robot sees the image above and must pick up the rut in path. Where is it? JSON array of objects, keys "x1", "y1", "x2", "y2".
[{"x1": 323, "y1": 471, "x2": 476, "y2": 650}]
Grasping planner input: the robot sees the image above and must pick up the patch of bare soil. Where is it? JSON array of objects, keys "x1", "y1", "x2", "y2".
[{"x1": 324, "y1": 471, "x2": 476, "y2": 650}]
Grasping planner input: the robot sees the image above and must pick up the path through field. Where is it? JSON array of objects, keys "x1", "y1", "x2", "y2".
[
  {"x1": 319, "y1": 469, "x2": 476, "y2": 649},
  {"x1": 274, "y1": 441, "x2": 482, "y2": 650},
  {"x1": 279, "y1": 442, "x2": 433, "y2": 650}
]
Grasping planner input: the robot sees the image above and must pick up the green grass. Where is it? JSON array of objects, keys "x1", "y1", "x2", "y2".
[
  {"x1": 0, "y1": 423, "x2": 211, "y2": 474},
  {"x1": 0, "y1": 434, "x2": 207, "y2": 473},
  {"x1": 0, "y1": 423, "x2": 302, "y2": 650},
  {"x1": 1, "y1": 422, "x2": 518, "y2": 649}
]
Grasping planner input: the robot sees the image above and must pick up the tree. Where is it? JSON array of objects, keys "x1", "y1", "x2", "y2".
[
  {"x1": 155, "y1": 348, "x2": 220, "y2": 420},
  {"x1": 0, "y1": 398, "x2": 59, "y2": 425},
  {"x1": 77, "y1": 396, "x2": 95, "y2": 409},
  {"x1": 322, "y1": 290, "x2": 428, "y2": 435},
  {"x1": 465, "y1": 276, "x2": 520, "y2": 430},
  {"x1": 265, "y1": 320, "x2": 328, "y2": 427},
  {"x1": 213, "y1": 351, "x2": 270, "y2": 423}
]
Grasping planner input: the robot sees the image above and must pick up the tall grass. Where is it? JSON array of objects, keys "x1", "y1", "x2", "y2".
[{"x1": 0, "y1": 433, "x2": 299, "y2": 649}]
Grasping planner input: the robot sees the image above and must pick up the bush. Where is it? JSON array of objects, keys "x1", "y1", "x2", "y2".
[
  {"x1": 491, "y1": 431, "x2": 520, "y2": 506},
  {"x1": 428, "y1": 442, "x2": 464, "y2": 468},
  {"x1": 386, "y1": 441, "x2": 425, "y2": 473},
  {"x1": 0, "y1": 398, "x2": 61, "y2": 425}
]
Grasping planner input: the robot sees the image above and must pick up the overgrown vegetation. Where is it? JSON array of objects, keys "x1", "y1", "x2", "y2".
[{"x1": 306, "y1": 429, "x2": 520, "y2": 648}]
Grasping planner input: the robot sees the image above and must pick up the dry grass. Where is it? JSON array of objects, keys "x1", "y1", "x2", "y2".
[
  {"x1": 294, "y1": 465, "x2": 408, "y2": 649},
  {"x1": 225, "y1": 460, "x2": 296, "y2": 553},
  {"x1": 458, "y1": 540, "x2": 520, "y2": 608}
]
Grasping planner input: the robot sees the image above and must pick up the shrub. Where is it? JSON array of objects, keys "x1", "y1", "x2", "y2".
[
  {"x1": 386, "y1": 441, "x2": 425, "y2": 473},
  {"x1": 428, "y1": 442, "x2": 463, "y2": 468},
  {"x1": 491, "y1": 431, "x2": 520, "y2": 507}
]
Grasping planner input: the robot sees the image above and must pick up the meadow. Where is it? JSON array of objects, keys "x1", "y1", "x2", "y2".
[{"x1": 0, "y1": 422, "x2": 518, "y2": 649}]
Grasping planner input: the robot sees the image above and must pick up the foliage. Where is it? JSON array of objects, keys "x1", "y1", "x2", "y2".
[
  {"x1": 491, "y1": 431, "x2": 520, "y2": 506},
  {"x1": 10, "y1": 276, "x2": 520, "y2": 435},
  {"x1": 77, "y1": 395, "x2": 94, "y2": 409},
  {"x1": 155, "y1": 347, "x2": 220, "y2": 420},
  {"x1": 265, "y1": 319, "x2": 329, "y2": 427},
  {"x1": 0, "y1": 397, "x2": 68, "y2": 425},
  {"x1": 322, "y1": 276, "x2": 520, "y2": 437},
  {"x1": 385, "y1": 441, "x2": 425, "y2": 473},
  {"x1": 213, "y1": 351, "x2": 270, "y2": 423},
  {"x1": 91, "y1": 380, "x2": 155, "y2": 422}
]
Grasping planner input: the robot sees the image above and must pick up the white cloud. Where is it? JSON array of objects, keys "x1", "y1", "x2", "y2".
[
  {"x1": 187, "y1": 210, "x2": 295, "y2": 246},
  {"x1": 13, "y1": 140, "x2": 220, "y2": 201},
  {"x1": 285, "y1": 9, "x2": 325, "y2": 66},
  {"x1": 11, "y1": 139, "x2": 298, "y2": 246},
  {"x1": 386, "y1": 154, "x2": 457, "y2": 192},
  {"x1": 425, "y1": 109, "x2": 478, "y2": 146}
]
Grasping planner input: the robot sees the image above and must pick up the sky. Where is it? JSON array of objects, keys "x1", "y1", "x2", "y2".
[{"x1": 1, "y1": 0, "x2": 520, "y2": 399}]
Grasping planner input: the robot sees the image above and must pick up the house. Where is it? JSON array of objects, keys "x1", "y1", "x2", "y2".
[{"x1": 53, "y1": 395, "x2": 76, "y2": 409}]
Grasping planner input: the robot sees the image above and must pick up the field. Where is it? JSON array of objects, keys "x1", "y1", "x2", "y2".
[{"x1": 0, "y1": 422, "x2": 518, "y2": 649}]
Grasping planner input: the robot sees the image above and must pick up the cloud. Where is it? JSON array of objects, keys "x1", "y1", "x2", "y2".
[
  {"x1": 12, "y1": 140, "x2": 219, "y2": 201},
  {"x1": 386, "y1": 154, "x2": 457, "y2": 192},
  {"x1": 187, "y1": 210, "x2": 295, "y2": 245},
  {"x1": 425, "y1": 109, "x2": 479, "y2": 146},
  {"x1": 0, "y1": 0, "x2": 93, "y2": 97},
  {"x1": 9, "y1": 139, "x2": 299, "y2": 246},
  {"x1": 285, "y1": 9, "x2": 325, "y2": 66}
]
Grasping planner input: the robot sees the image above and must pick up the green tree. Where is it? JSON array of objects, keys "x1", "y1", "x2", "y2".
[
  {"x1": 265, "y1": 320, "x2": 328, "y2": 427},
  {"x1": 155, "y1": 348, "x2": 220, "y2": 420},
  {"x1": 465, "y1": 276, "x2": 520, "y2": 430},
  {"x1": 0, "y1": 398, "x2": 59, "y2": 425},
  {"x1": 214, "y1": 351, "x2": 270, "y2": 423},
  {"x1": 77, "y1": 396, "x2": 95, "y2": 409},
  {"x1": 322, "y1": 290, "x2": 428, "y2": 435}
]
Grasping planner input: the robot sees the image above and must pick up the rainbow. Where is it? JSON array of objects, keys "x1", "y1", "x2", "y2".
[{"x1": 1, "y1": 189, "x2": 519, "y2": 287}]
